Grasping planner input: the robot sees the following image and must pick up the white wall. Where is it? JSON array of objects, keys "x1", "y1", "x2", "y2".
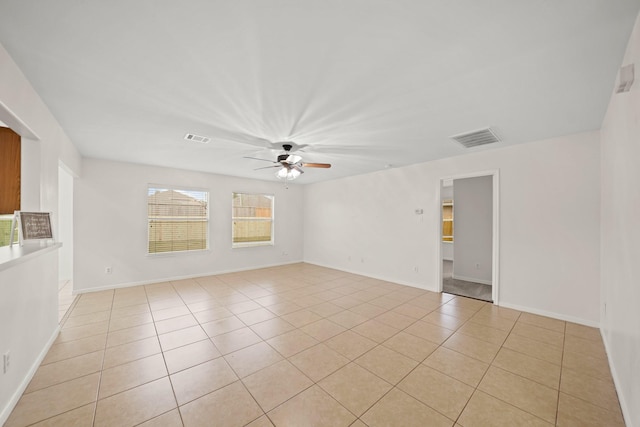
[
  {"x1": 58, "y1": 165, "x2": 74, "y2": 281},
  {"x1": 74, "y1": 159, "x2": 304, "y2": 292},
  {"x1": 0, "y1": 250, "x2": 59, "y2": 424},
  {"x1": 304, "y1": 131, "x2": 601, "y2": 325},
  {"x1": 600, "y1": 13, "x2": 640, "y2": 426},
  {"x1": 0, "y1": 42, "x2": 81, "y2": 424},
  {"x1": 453, "y1": 176, "x2": 492, "y2": 284}
]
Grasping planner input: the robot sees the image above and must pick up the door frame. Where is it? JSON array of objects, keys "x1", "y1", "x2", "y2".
[
  {"x1": 58, "y1": 161, "x2": 76, "y2": 284},
  {"x1": 436, "y1": 169, "x2": 500, "y2": 304}
]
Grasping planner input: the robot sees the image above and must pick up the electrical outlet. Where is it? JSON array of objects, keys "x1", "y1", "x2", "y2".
[
  {"x1": 475, "y1": 263, "x2": 480, "y2": 269},
  {"x1": 105, "y1": 266, "x2": 112, "y2": 274},
  {"x1": 414, "y1": 266, "x2": 419, "y2": 272},
  {"x1": 3, "y1": 351, "x2": 10, "y2": 374}
]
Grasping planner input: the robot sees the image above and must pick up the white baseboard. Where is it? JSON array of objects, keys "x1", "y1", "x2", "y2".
[
  {"x1": 73, "y1": 260, "x2": 304, "y2": 295},
  {"x1": 498, "y1": 301, "x2": 599, "y2": 328},
  {"x1": 600, "y1": 329, "x2": 634, "y2": 427},
  {"x1": 452, "y1": 274, "x2": 492, "y2": 285},
  {"x1": 304, "y1": 260, "x2": 439, "y2": 293},
  {"x1": 301, "y1": 261, "x2": 600, "y2": 329},
  {"x1": 305, "y1": 262, "x2": 603, "y2": 330},
  {"x1": 0, "y1": 325, "x2": 60, "y2": 426}
]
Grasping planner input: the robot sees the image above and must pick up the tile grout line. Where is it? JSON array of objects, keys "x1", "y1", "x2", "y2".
[
  {"x1": 184, "y1": 280, "x2": 273, "y2": 426},
  {"x1": 157, "y1": 280, "x2": 200, "y2": 427},
  {"x1": 316, "y1": 297, "x2": 480, "y2": 425},
  {"x1": 7, "y1": 264, "x2": 621, "y2": 426},
  {"x1": 554, "y1": 321, "x2": 567, "y2": 426},
  {"x1": 18, "y1": 291, "x2": 108, "y2": 427},
  {"x1": 15, "y1": 293, "x2": 111, "y2": 426},
  {"x1": 457, "y1": 309, "x2": 569, "y2": 426},
  {"x1": 452, "y1": 308, "x2": 520, "y2": 426},
  {"x1": 91, "y1": 290, "x2": 116, "y2": 427}
]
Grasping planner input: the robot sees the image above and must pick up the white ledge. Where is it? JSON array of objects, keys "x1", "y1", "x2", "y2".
[{"x1": 0, "y1": 242, "x2": 62, "y2": 272}]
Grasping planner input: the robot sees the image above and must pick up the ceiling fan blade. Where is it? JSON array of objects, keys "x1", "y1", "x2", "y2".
[
  {"x1": 244, "y1": 156, "x2": 277, "y2": 164},
  {"x1": 293, "y1": 165, "x2": 305, "y2": 174},
  {"x1": 254, "y1": 165, "x2": 282, "y2": 170},
  {"x1": 302, "y1": 162, "x2": 332, "y2": 168}
]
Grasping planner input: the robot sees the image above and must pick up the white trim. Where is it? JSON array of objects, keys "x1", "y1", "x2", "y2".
[
  {"x1": 232, "y1": 241, "x2": 275, "y2": 249},
  {"x1": 145, "y1": 248, "x2": 211, "y2": 258},
  {"x1": 451, "y1": 274, "x2": 492, "y2": 286},
  {"x1": 437, "y1": 170, "x2": 500, "y2": 304},
  {"x1": 73, "y1": 260, "x2": 304, "y2": 294},
  {"x1": 439, "y1": 169, "x2": 500, "y2": 182},
  {"x1": 57, "y1": 160, "x2": 79, "y2": 179},
  {"x1": 305, "y1": 260, "x2": 439, "y2": 292},
  {"x1": 231, "y1": 192, "x2": 275, "y2": 249},
  {"x1": 305, "y1": 262, "x2": 599, "y2": 331},
  {"x1": 499, "y1": 301, "x2": 599, "y2": 328},
  {"x1": 0, "y1": 325, "x2": 60, "y2": 426},
  {"x1": 600, "y1": 329, "x2": 633, "y2": 427},
  {"x1": 492, "y1": 171, "x2": 500, "y2": 304},
  {"x1": 0, "y1": 99, "x2": 40, "y2": 140}
]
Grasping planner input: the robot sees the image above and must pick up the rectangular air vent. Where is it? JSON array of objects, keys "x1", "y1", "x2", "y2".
[
  {"x1": 184, "y1": 133, "x2": 211, "y2": 144},
  {"x1": 450, "y1": 127, "x2": 500, "y2": 148},
  {"x1": 616, "y1": 63, "x2": 634, "y2": 93}
]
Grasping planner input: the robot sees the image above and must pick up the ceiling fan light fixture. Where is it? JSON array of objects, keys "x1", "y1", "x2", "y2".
[
  {"x1": 286, "y1": 154, "x2": 302, "y2": 164},
  {"x1": 276, "y1": 167, "x2": 301, "y2": 181}
]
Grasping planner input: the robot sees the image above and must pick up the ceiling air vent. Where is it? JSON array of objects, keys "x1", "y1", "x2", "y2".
[
  {"x1": 184, "y1": 133, "x2": 211, "y2": 144},
  {"x1": 616, "y1": 63, "x2": 634, "y2": 93},
  {"x1": 450, "y1": 127, "x2": 500, "y2": 148}
]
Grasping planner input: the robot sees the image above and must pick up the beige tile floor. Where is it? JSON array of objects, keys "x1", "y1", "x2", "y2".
[
  {"x1": 58, "y1": 279, "x2": 76, "y2": 322},
  {"x1": 7, "y1": 263, "x2": 625, "y2": 426}
]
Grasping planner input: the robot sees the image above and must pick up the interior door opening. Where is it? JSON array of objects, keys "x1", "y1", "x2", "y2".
[{"x1": 438, "y1": 171, "x2": 499, "y2": 303}]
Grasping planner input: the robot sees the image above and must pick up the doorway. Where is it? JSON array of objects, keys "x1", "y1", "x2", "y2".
[{"x1": 438, "y1": 171, "x2": 499, "y2": 303}]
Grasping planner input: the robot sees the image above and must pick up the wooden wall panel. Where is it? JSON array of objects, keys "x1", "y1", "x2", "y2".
[{"x1": 0, "y1": 127, "x2": 21, "y2": 214}]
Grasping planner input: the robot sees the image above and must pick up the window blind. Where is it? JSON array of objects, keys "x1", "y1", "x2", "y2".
[
  {"x1": 232, "y1": 192, "x2": 274, "y2": 246},
  {"x1": 148, "y1": 186, "x2": 208, "y2": 254}
]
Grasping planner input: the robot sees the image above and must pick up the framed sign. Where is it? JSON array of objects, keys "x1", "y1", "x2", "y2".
[{"x1": 10, "y1": 211, "x2": 54, "y2": 246}]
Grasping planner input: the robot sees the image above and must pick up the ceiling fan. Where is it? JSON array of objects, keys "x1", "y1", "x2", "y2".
[{"x1": 244, "y1": 143, "x2": 331, "y2": 181}]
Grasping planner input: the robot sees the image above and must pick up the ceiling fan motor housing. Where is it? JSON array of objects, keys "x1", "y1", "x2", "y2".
[{"x1": 278, "y1": 144, "x2": 295, "y2": 163}]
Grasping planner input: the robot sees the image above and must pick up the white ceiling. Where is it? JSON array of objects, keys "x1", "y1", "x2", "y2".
[{"x1": 0, "y1": 1, "x2": 638, "y2": 183}]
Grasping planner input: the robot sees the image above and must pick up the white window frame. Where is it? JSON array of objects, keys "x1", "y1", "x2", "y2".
[
  {"x1": 232, "y1": 192, "x2": 275, "y2": 248},
  {"x1": 147, "y1": 185, "x2": 209, "y2": 255},
  {"x1": 0, "y1": 214, "x2": 18, "y2": 247}
]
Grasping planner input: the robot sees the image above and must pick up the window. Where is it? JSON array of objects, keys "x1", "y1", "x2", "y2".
[
  {"x1": 232, "y1": 192, "x2": 274, "y2": 247},
  {"x1": 0, "y1": 214, "x2": 18, "y2": 247},
  {"x1": 442, "y1": 199, "x2": 453, "y2": 242},
  {"x1": 147, "y1": 186, "x2": 208, "y2": 254}
]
